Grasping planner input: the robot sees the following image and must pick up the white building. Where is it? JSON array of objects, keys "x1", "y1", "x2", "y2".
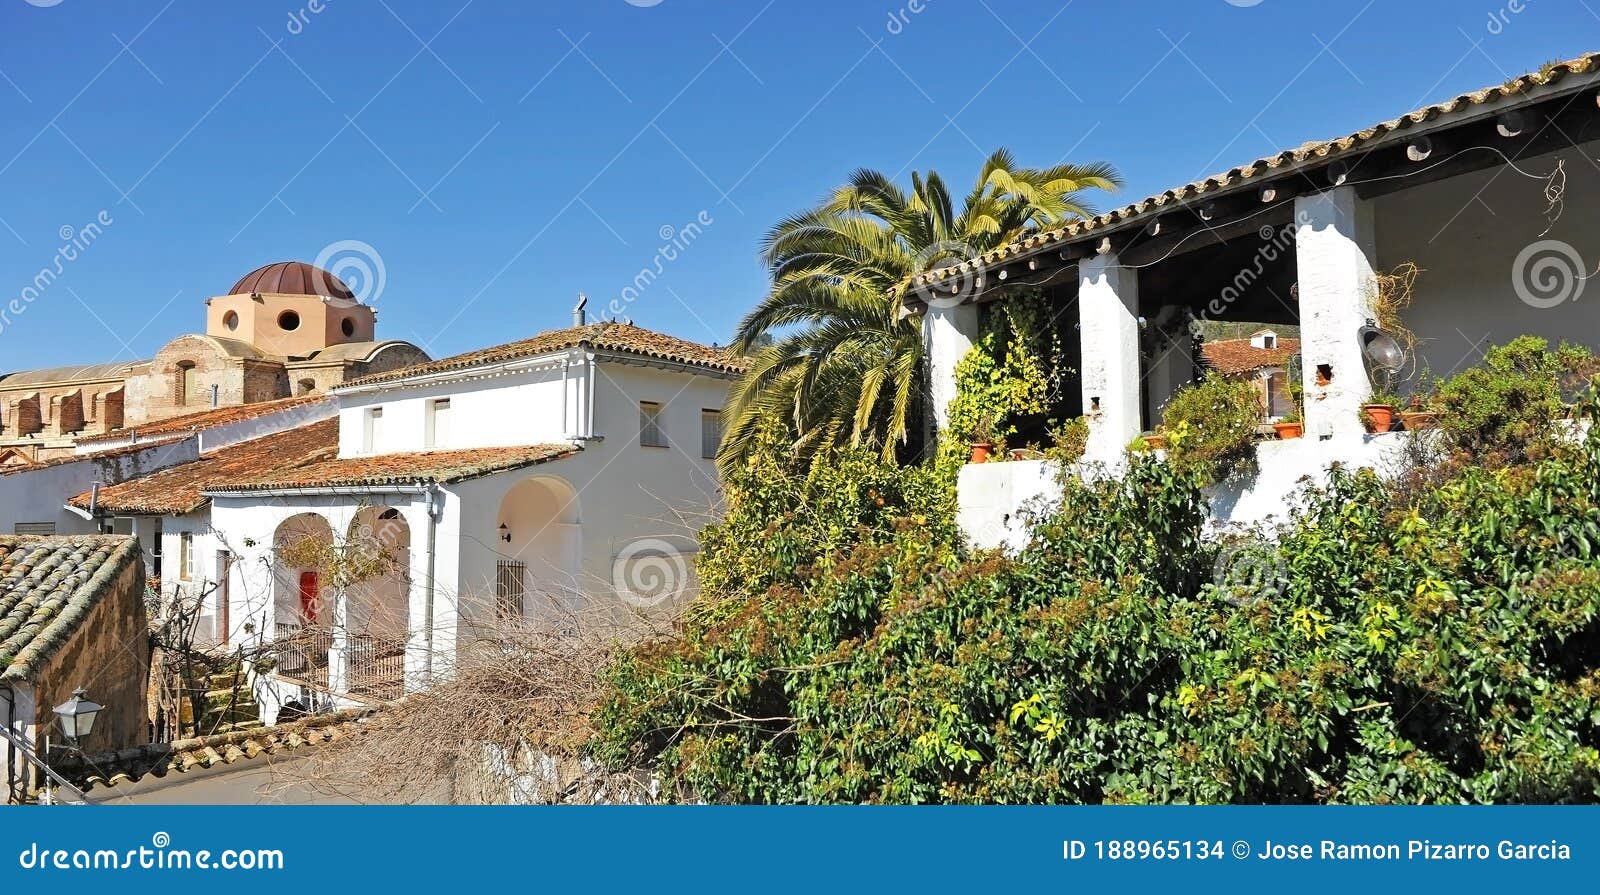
[
  {"x1": 70, "y1": 315, "x2": 740, "y2": 721},
  {"x1": 916, "y1": 53, "x2": 1600, "y2": 546}
]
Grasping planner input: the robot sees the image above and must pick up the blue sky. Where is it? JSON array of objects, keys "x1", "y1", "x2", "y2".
[{"x1": 0, "y1": 0, "x2": 1594, "y2": 371}]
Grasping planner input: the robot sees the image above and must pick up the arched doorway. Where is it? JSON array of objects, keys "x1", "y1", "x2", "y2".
[
  {"x1": 345, "y1": 506, "x2": 410, "y2": 699},
  {"x1": 494, "y1": 476, "x2": 581, "y2": 628},
  {"x1": 271, "y1": 513, "x2": 334, "y2": 688}
]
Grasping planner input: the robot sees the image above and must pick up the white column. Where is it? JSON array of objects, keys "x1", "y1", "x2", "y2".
[
  {"x1": 924, "y1": 302, "x2": 981, "y2": 433},
  {"x1": 1078, "y1": 253, "x2": 1142, "y2": 463},
  {"x1": 1295, "y1": 187, "x2": 1378, "y2": 440}
]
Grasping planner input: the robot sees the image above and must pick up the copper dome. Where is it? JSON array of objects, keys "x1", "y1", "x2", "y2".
[{"x1": 228, "y1": 261, "x2": 355, "y2": 301}]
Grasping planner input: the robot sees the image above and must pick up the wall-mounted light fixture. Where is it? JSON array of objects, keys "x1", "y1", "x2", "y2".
[{"x1": 499, "y1": 524, "x2": 511, "y2": 543}]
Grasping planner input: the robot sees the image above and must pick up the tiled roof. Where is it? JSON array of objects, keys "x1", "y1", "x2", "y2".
[
  {"x1": 910, "y1": 51, "x2": 1600, "y2": 297},
  {"x1": 69, "y1": 419, "x2": 339, "y2": 515},
  {"x1": 76, "y1": 395, "x2": 331, "y2": 446},
  {"x1": 208, "y1": 442, "x2": 579, "y2": 494},
  {"x1": 1201, "y1": 337, "x2": 1301, "y2": 376},
  {"x1": 56, "y1": 707, "x2": 373, "y2": 791},
  {"x1": 339, "y1": 322, "x2": 748, "y2": 390},
  {"x1": 0, "y1": 536, "x2": 141, "y2": 682}
]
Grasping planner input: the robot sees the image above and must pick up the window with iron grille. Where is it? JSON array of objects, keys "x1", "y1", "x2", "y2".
[
  {"x1": 700, "y1": 409, "x2": 722, "y2": 459},
  {"x1": 639, "y1": 401, "x2": 668, "y2": 448},
  {"x1": 496, "y1": 560, "x2": 526, "y2": 619}
]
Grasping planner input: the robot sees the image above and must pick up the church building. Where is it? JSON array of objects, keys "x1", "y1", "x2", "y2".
[{"x1": 0, "y1": 261, "x2": 429, "y2": 465}]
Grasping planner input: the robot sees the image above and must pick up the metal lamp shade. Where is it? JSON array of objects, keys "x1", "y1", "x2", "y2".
[{"x1": 53, "y1": 688, "x2": 103, "y2": 742}]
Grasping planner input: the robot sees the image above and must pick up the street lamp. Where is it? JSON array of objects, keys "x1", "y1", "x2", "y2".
[{"x1": 52, "y1": 687, "x2": 103, "y2": 746}]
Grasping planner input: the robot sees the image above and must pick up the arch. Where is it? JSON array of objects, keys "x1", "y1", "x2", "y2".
[
  {"x1": 493, "y1": 476, "x2": 582, "y2": 625},
  {"x1": 344, "y1": 505, "x2": 410, "y2": 699},
  {"x1": 272, "y1": 512, "x2": 333, "y2": 629}
]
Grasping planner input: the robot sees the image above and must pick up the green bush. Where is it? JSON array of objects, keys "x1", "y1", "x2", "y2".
[
  {"x1": 1431, "y1": 336, "x2": 1596, "y2": 466},
  {"x1": 594, "y1": 400, "x2": 1600, "y2": 804},
  {"x1": 1158, "y1": 372, "x2": 1261, "y2": 485}
]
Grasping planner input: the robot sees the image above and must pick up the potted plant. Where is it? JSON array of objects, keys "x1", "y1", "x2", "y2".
[
  {"x1": 1361, "y1": 390, "x2": 1402, "y2": 433},
  {"x1": 1273, "y1": 406, "x2": 1304, "y2": 440},
  {"x1": 1143, "y1": 430, "x2": 1168, "y2": 450},
  {"x1": 969, "y1": 415, "x2": 998, "y2": 464},
  {"x1": 1399, "y1": 393, "x2": 1440, "y2": 431}
]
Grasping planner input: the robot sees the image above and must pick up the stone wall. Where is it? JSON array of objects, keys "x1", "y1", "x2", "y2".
[{"x1": 29, "y1": 553, "x2": 150, "y2": 756}]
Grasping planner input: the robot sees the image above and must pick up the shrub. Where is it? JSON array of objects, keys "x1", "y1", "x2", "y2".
[
  {"x1": 1158, "y1": 372, "x2": 1261, "y2": 484},
  {"x1": 1431, "y1": 336, "x2": 1596, "y2": 466},
  {"x1": 594, "y1": 396, "x2": 1600, "y2": 804}
]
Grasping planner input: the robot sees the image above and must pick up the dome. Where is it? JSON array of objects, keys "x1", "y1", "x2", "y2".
[{"x1": 228, "y1": 261, "x2": 355, "y2": 301}]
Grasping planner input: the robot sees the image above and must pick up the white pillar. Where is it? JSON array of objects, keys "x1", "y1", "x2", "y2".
[
  {"x1": 924, "y1": 302, "x2": 981, "y2": 433},
  {"x1": 1295, "y1": 187, "x2": 1378, "y2": 440},
  {"x1": 1078, "y1": 253, "x2": 1142, "y2": 463}
]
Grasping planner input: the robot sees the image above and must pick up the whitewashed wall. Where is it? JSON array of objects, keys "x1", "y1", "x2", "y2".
[{"x1": 0, "y1": 438, "x2": 197, "y2": 535}]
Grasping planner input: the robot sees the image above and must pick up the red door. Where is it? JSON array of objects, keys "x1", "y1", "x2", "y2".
[{"x1": 298, "y1": 571, "x2": 320, "y2": 622}]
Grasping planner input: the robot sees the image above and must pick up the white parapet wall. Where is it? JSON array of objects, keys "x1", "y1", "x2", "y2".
[{"x1": 957, "y1": 432, "x2": 1415, "y2": 550}]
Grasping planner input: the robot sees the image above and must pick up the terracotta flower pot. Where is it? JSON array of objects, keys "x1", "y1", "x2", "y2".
[
  {"x1": 1362, "y1": 404, "x2": 1397, "y2": 433},
  {"x1": 1143, "y1": 433, "x2": 1168, "y2": 450},
  {"x1": 1399, "y1": 411, "x2": 1440, "y2": 431},
  {"x1": 1273, "y1": 421, "x2": 1304, "y2": 440},
  {"x1": 969, "y1": 442, "x2": 994, "y2": 464}
]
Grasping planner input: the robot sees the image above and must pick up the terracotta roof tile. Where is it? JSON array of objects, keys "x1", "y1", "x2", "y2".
[
  {"x1": 908, "y1": 51, "x2": 1600, "y2": 297},
  {"x1": 1200, "y1": 338, "x2": 1301, "y2": 376},
  {"x1": 0, "y1": 536, "x2": 141, "y2": 682},
  {"x1": 208, "y1": 441, "x2": 579, "y2": 494},
  {"x1": 56, "y1": 707, "x2": 374, "y2": 791},
  {"x1": 339, "y1": 322, "x2": 747, "y2": 390},
  {"x1": 76, "y1": 395, "x2": 331, "y2": 446},
  {"x1": 68, "y1": 419, "x2": 339, "y2": 515}
]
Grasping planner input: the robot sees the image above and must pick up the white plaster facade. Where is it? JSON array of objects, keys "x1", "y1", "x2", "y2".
[{"x1": 197, "y1": 340, "x2": 732, "y2": 721}]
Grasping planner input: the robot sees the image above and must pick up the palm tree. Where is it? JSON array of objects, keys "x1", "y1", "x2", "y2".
[{"x1": 718, "y1": 148, "x2": 1120, "y2": 473}]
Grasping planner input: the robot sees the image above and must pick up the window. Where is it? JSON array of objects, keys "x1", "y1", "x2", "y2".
[
  {"x1": 1262, "y1": 334, "x2": 1277, "y2": 349},
  {"x1": 425, "y1": 398, "x2": 451, "y2": 449},
  {"x1": 496, "y1": 560, "x2": 526, "y2": 619},
  {"x1": 222, "y1": 310, "x2": 239, "y2": 331},
  {"x1": 178, "y1": 532, "x2": 193, "y2": 581},
  {"x1": 700, "y1": 409, "x2": 722, "y2": 460},
  {"x1": 277, "y1": 310, "x2": 301, "y2": 331},
  {"x1": 363, "y1": 406, "x2": 384, "y2": 453},
  {"x1": 174, "y1": 361, "x2": 197, "y2": 406},
  {"x1": 12, "y1": 522, "x2": 56, "y2": 535},
  {"x1": 639, "y1": 401, "x2": 667, "y2": 448},
  {"x1": 340, "y1": 317, "x2": 356, "y2": 337}
]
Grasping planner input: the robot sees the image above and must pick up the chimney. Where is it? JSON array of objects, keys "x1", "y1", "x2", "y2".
[{"x1": 573, "y1": 293, "x2": 588, "y2": 327}]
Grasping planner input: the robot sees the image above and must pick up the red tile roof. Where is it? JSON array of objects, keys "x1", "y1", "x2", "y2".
[
  {"x1": 906, "y1": 51, "x2": 1600, "y2": 299},
  {"x1": 68, "y1": 419, "x2": 339, "y2": 515},
  {"x1": 1200, "y1": 337, "x2": 1301, "y2": 376},
  {"x1": 207, "y1": 442, "x2": 579, "y2": 494},
  {"x1": 338, "y1": 322, "x2": 747, "y2": 389},
  {"x1": 76, "y1": 395, "x2": 331, "y2": 446}
]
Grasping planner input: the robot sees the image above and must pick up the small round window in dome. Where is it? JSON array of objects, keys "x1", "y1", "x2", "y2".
[
  {"x1": 278, "y1": 310, "x2": 301, "y2": 332},
  {"x1": 223, "y1": 310, "x2": 239, "y2": 331},
  {"x1": 341, "y1": 317, "x2": 356, "y2": 337}
]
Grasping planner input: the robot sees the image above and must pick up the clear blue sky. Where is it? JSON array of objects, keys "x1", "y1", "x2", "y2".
[{"x1": 0, "y1": 0, "x2": 1594, "y2": 371}]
